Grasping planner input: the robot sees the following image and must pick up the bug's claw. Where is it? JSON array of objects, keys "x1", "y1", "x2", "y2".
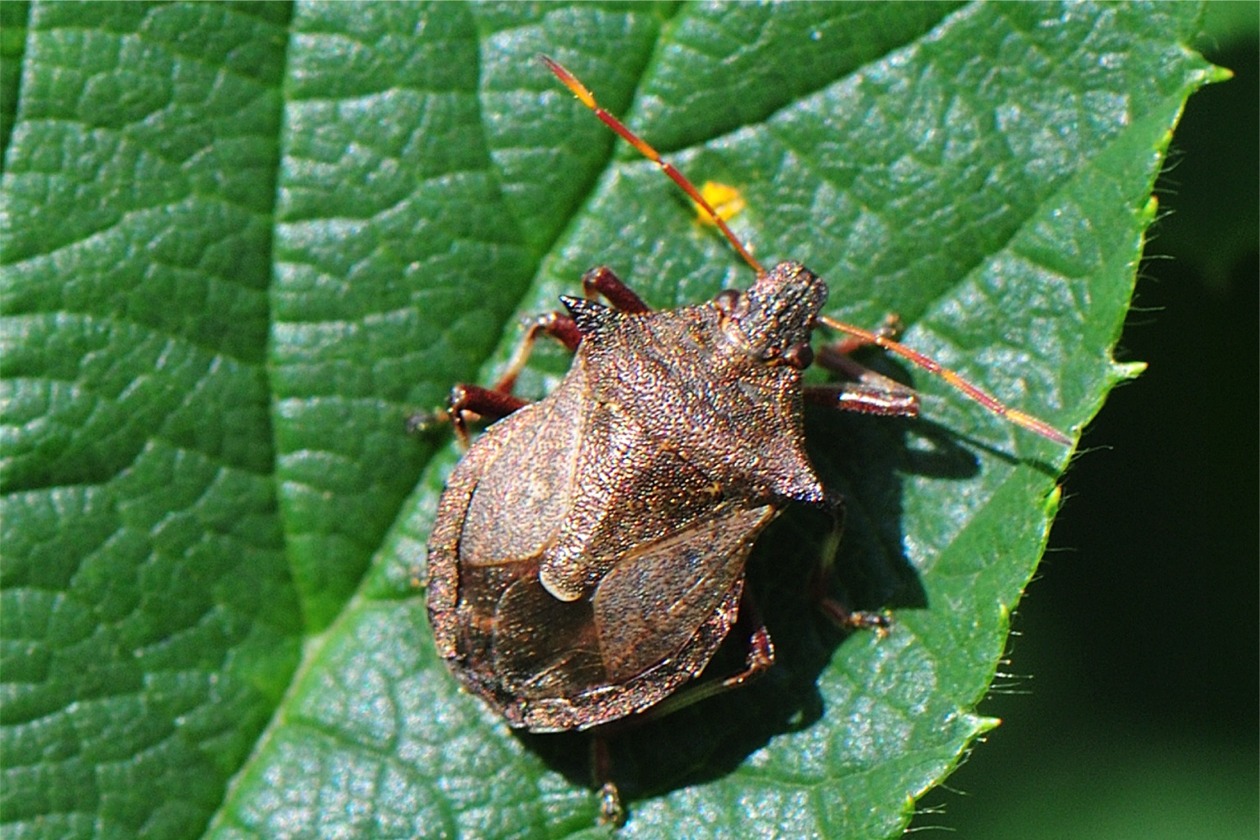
[
  {"x1": 597, "y1": 782, "x2": 626, "y2": 827},
  {"x1": 405, "y1": 408, "x2": 449, "y2": 435},
  {"x1": 819, "y1": 598, "x2": 893, "y2": 638}
]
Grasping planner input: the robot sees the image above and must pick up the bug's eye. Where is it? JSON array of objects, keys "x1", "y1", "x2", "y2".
[
  {"x1": 783, "y1": 341, "x2": 814, "y2": 369},
  {"x1": 714, "y1": 289, "x2": 742, "y2": 316}
]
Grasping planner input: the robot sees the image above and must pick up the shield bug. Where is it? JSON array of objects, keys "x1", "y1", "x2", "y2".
[{"x1": 424, "y1": 56, "x2": 1069, "y2": 821}]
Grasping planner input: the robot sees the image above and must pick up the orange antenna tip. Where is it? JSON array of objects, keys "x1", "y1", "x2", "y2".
[{"x1": 541, "y1": 55, "x2": 596, "y2": 109}]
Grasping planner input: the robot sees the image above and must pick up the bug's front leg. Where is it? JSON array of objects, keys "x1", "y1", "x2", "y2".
[
  {"x1": 803, "y1": 373, "x2": 919, "y2": 418},
  {"x1": 408, "y1": 266, "x2": 651, "y2": 443},
  {"x1": 805, "y1": 315, "x2": 920, "y2": 419},
  {"x1": 580, "y1": 265, "x2": 650, "y2": 314},
  {"x1": 490, "y1": 265, "x2": 649, "y2": 395}
]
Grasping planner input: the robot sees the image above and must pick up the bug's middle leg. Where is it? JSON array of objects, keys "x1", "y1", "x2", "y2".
[
  {"x1": 405, "y1": 312, "x2": 570, "y2": 443},
  {"x1": 810, "y1": 493, "x2": 892, "y2": 633}
]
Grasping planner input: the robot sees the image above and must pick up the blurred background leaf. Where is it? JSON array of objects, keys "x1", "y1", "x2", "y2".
[{"x1": 935, "y1": 3, "x2": 1258, "y2": 837}]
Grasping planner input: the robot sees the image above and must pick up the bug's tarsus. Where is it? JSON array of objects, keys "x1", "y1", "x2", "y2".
[
  {"x1": 597, "y1": 781, "x2": 625, "y2": 827},
  {"x1": 818, "y1": 598, "x2": 893, "y2": 637}
]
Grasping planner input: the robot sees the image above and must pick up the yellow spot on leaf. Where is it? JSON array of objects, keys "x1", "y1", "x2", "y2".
[{"x1": 694, "y1": 181, "x2": 746, "y2": 226}]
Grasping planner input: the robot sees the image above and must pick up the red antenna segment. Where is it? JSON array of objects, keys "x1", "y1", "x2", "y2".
[
  {"x1": 543, "y1": 55, "x2": 1069, "y2": 445},
  {"x1": 542, "y1": 56, "x2": 766, "y2": 275}
]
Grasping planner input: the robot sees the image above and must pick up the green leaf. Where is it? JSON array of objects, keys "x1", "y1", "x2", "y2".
[
  {"x1": 0, "y1": 1, "x2": 30, "y2": 159},
  {"x1": 1, "y1": 2, "x2": 1215, "y2": 838}
]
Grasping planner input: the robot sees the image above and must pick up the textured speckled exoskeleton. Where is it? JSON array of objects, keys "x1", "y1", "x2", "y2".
[
  {"x1": 427, "y1": 260, "x2": 838, "y2": 733},
  {"x1": 421, "y1": 55, "x2": 1068, "y2": 825}
]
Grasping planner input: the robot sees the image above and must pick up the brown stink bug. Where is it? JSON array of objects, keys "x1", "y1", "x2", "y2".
[{"x1": 423, "y1": 56, "x2": 1069, "y2": 822}]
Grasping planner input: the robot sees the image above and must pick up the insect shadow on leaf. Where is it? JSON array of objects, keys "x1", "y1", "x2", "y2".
[{"x1": 516, "y1": 378, "x2": 955, "y2": 804}]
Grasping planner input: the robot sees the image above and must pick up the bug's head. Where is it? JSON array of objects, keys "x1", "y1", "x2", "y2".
[{"x1": 715, "y1": 261, "x2": 828, "y2": 368}]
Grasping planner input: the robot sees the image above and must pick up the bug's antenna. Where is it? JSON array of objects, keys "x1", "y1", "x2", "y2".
[
  {"x1": 543, "y1": 56, "x2": 1069, "y2": 446},
  {"x1": 542, "y1": 55, "x2": 766, "y2": 276},
  {"x1": 819, "y1": 316, "x2": 1071, "y2": 444}
]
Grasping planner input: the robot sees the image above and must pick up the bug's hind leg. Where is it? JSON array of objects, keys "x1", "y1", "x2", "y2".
[
  {"x1": 586, "y1": 589, "x2": 776, "y2": 824},
  {"x1": 610, "y1": 589, "x2": 778, "y2": 727},
  {"x1": 590, "y1": 736, "x2": 626, "y2": 827}
]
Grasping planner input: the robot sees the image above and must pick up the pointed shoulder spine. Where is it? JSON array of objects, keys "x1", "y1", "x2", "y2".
[{"x1": 561, "y1": 295, "x2": 617, "y2": 337}]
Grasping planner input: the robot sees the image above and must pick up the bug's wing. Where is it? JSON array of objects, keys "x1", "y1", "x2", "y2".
[
  {"x1": 427, "y1": 373, "x2": 587, "y2": 668},
  {"x1": 592, "y1": 503, "x2": 776, "y2": 682},
  {"x1": 490, "y1": 573, "x2": 605, "y2": 698},
  {"x1": 492, "y1": 502, "x2": 775, "y2": 704},
  {"x1": 458, "y1": 376, "x2": 586, "y2": 565}
]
